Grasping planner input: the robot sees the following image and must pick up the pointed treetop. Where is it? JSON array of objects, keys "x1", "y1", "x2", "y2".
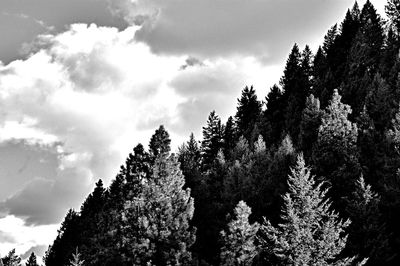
[
  {"x1": 25, "y1": 252, "x2": 39, "y2": 266},
  {"x1": 258, "y1": 154, "x2": 361, "y2": 265},
  {"x1": 352, "y1": 1, "x2": 361, "y2": 19},
  {"x1": 149, "y1": 125, "x2": 171, "y2": 157}
]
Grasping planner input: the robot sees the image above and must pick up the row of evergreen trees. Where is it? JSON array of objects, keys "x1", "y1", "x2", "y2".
[
  {"x1": 18, "y1": 0, "x2": 400, "y2": 265},
  {"x1": 1, "y1": 250, "x2": 39, "y2": 266}
]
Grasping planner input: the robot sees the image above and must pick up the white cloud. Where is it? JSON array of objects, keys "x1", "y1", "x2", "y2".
[
  {"x1": 0, "y1": 215, "x2": 58, "y2": 263},
  {"x1": 0, "y1": 20, "x2": 281, "y2": 258}
]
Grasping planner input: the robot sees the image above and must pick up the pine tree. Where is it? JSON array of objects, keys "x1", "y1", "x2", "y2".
[
  {"x1": 44, "y1": 210, "x2": 81, "y2": 266},
  {"x1": 2, "y1": 249, "x2": 21, "y2": 266},
  {"x1": 201, "y1": 111, "x2": 224, "y2": 170},
  {"x1": 25, "y1": 253, "x2": 39, "y2": 266},
  {"x1": 220, "y1": 201, "x2": 260, "y2": 266},
  {"x1": 235, "y1": 86, "x2": 262, "y2": 143},
  {"x1": 298, "y1": 94, "x2": 323, "y2": 160},
  {"x1": 122, "y1": 154, "x2": 196, "y2": 265},
  {"x1": 365, "y1": 74, "x2": 393, "y2": 132},
  {"x1": 223, "y1": 116, "x2": 237, "y2": 159},
  {"x1": 261, "y1": 85, "x2": 285, "y2": 145},
  {"x1": 312, "y1": 89, "x2": 360, "y2": 211},
  {"x1": 79, "y1": 179, "x2": 106, "y2": 265},
  {"x1": 343, "y1": 0, "x2": 384, "y2": 116},
  {"x1": 69, "y1": 248, "x2": 84, "y2": 266},
  {"x1": 345, "y1": 177, "x2": 393, "y2": 265},
  {"x1": 386, "y1": 0, "x2": 400, "y2": 34},
  {"x1": 280, "y1": 44, "x2": 311, "y2": 143},
  {"x1": 149, "y1": 125, "x2": 171, "y2": 157},
  {"x1": 323, "y1": 24, "x2": 338, "y2": 55},
  {"x1": 258, "y1": 154, "x2": 361, "y2": 266}
]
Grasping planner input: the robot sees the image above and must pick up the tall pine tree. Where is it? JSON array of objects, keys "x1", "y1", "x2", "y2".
[
  {"x1": 258, "y1": 154, "x2": 361, "y2": 266},
  {"x1": 220, "y1": 201, "x2": 259, "y2": 266}
]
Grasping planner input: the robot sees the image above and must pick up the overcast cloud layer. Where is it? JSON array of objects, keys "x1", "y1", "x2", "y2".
[{"x1": 0, "y1": 0, "x2": 386, "y2": 260}]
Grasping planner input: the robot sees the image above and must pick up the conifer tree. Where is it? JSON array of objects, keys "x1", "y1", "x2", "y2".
[
  {"x1": 261, "y1": 85, "x2": 285, "y2": 145},
  {"x1": 179, "y1": 133, "x2": 201, "y2": 189},
  {"x1": 220, "y1": 201, "x2": 260, "y2": 266},
  {"x1": 345, "y1": 177, "x2": 393, "y2": 265},
  {"x1": 25, "y1": 253, "x2": 39, "y2": 266},
  {"x1": 223, "y1": 116, "x2": 237, "y2": 159},
  {"x1": 201, "y1": 111, "x2": 224, "y2": 170},
  {"x1": 298, "y1": 94, "x2": 323, "y2": 160},
  {"x1": 44, "y1": 210, "x2": 81, "y2": 266},
  {"x1": 149, "y1": 125, "x2": 171, "y2": 157},
  {"x1": 323, "y1": 24, "x2": 338, "y2": 55},
  {"x1": 280, "y1": 44, "x2": 311, "y2": 143},
  {"x1": 259, "y1": 155, "x2": 360, "y2": 266},
  {"x1": 312, "y1": 89, "x2": 360, "y2": 211},
  {"x1": 79, "y1": 179, "x2": 106, "y2": 265},
  {"x1": 2, "y1": 249, "x2": 21, "y2": 266},
  {"x1": 235, "y1": 86, "x2": 262, "y2": 143},
  {"x1": 69, "y1": 248, "x2": 84, "y2": 266},
  {"x1": 365, "y1": 74, "x2": 393, "y2": 132},
  {"x1": 122, "y1": 154, "x2": 196, "y2": 265},
  {"x1": 386, "y1": 0, "x2": 400, "y2": 34}
]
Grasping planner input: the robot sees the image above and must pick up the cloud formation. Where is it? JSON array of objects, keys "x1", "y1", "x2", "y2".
[{"x1": 0, "y1": 23, "x2": 277, "y2": 229}]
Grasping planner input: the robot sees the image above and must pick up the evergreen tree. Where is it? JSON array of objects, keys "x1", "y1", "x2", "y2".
[
  {"x1": 149, "y1": 125, "x2": 171, "y2": 157},
  {"x1": 178, "y1": 133, "x2": 202, "y2": 190},
  {"x1": 235, "y1": 86, "x2": 262, "y2": 143},
  {"x1": 223, "y1": 116, "x2": 237, "y2": 159},
  {"x1": 345, "y1": 177, "x2": 393, "y2": 265},
  {"x1": 312, "y1": 89, "x2": 360, "y2": 212},
  {"x1": 2, "y1": 249, "x2": 21, "y2": 266},
  {"x1": 220, "y1": 201, "x2": 260, "y2": 266},
  {"x1": 323, "y1": 24, "x2": 338, "y2": 55},
  {"x1": 258, "y1": 155, "x2": 361, "y2": 266},
  {"x1": 311, "y1": 46, "x2": 327, "y2": 100},
  {"x1": 79, "y1": 179, "x2": 106, "y2": 265},
  {"x1": 365, "y1": 74, "x2": 393, "y2": 132},
  {"x1": 298, "y1": 94, "x2": 323, "y2": 160},
  {"x1": 386, "y1": 0, "x2": 400, "y2": 34},
  {"x1": 69, "y1": 248, "x2": 84, "y2": 266},
  {"x1": 343, "y1": 0, "x2": 384, "y2": 116},
  {"x1": 44, "y1": 210, "x2": 81, "y2": 266},
  {"x1": 261, "y1": 85, "x2": 285, "y2": 145},
  {"x1": 122, "y1": 154, "x2": 196, "y2": 265},
  {"x1": 280, "y1": 44, "x2": 311, "y2": 143},
  {"x1": 25, "y1": 253, "x2": 39, "y2": 266},
  {"x1": 201, "y1": 111, "x2": 224, "y2": 170}
]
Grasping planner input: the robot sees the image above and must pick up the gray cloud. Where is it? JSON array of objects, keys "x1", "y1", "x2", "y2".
[
  {"x1": 21, "y1": 245, "x2": 47, "y2": 260},
  {"x1": 0, "y1": 231, "x2": 17, "y2": 244},
  {"x1": 0, "y1": 0, "x2": 127, "y2": 64},
  {"x1": 0, "y1": 141, "x2": 94, "y2": 225},
  {"x1": 0, "y1": 141, "x2": 58, "y2": 201},
  {"x1": 132, "y1": 0, "x2": 354, "y2": 63},
  {"x1": 180, "y1": 56, "x2": 204, "y2": 70}
]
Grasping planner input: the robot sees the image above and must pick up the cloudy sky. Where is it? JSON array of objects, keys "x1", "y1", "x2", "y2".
[{"x1": 0, "y1": 0, "x2": 386, "y2": 262}]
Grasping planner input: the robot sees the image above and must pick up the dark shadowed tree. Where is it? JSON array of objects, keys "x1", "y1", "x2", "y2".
[
  {"x1": 149, "y1": 125, "x2": 171, "y2": 157},
  {"x1": 235, "y1": 86, "x2": 262, "y2": 143},
  {"x1": 201, "y1": 111, "x2": 224, "y2": 170},
  {"x1": 25, "y1": 253, "x2": 39, "y2": 266},
  {"x1": 298, "y1": 94, "x2": 323, "y2": 161},
  {"x1": 345, "y1": 177, "x2": 393, "y2": 265}
]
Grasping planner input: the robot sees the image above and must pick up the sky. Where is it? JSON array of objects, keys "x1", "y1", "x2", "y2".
[{"x1": 0, "y1": 0, "x2": 387, "y2": 262}]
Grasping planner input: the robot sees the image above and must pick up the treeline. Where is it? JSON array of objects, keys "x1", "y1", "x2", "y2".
[{"x1": 31, "y1": 0, "x2": 400, "y2": 265}]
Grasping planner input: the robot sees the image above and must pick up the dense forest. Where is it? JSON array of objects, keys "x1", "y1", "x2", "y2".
[{"x1": 5, "y1": 0, "x2": 400, "y2": 265}]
